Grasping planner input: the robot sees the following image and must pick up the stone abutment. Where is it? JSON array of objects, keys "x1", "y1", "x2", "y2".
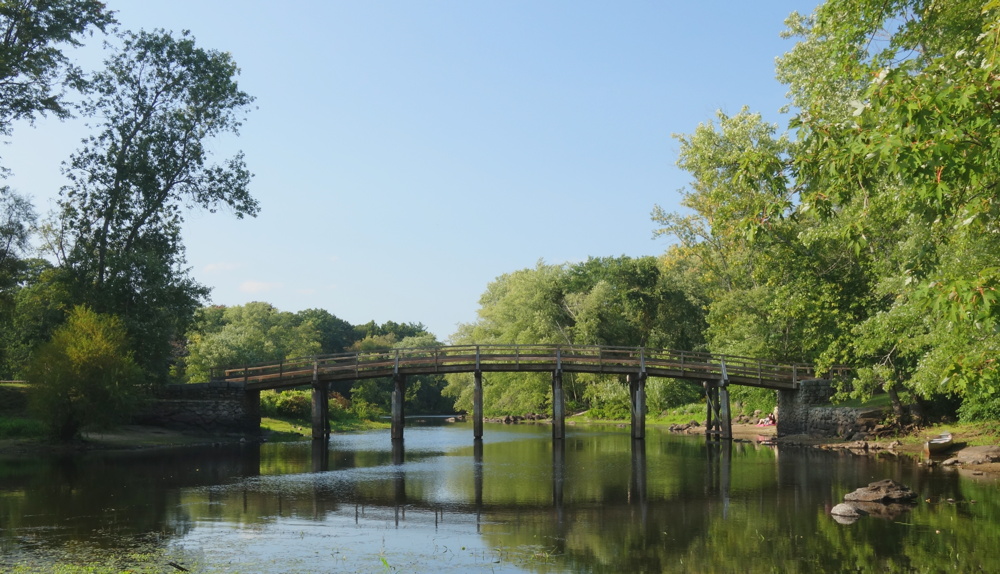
[
  {"x1": 137, "y1": 383, "x2": 259, "y2": 434},
  {"x1": 778, "y1": 379, "x2": 884, "y2": 439}
]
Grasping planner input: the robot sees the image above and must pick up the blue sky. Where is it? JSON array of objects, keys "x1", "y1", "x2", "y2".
[{"x1": 5, "y1": 1, "x2": 819, "y2": 341}]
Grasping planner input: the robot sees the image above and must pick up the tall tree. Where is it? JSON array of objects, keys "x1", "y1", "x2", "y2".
[
  {"x1": 0, "y1": 186, "x2": 33, "y2": 285},
  {"x1": 0, "y1": 0, "x2": 115, "y2": 138},
  {"x1": 443, "y1": 257, "x2": 707, "y2": 416},
  {"x1": 0, "y1": 259, "x2": 71, "y2": 378},
  {"x1": 783, "y1": 0, "x2": 1000, "y2": 416},
  {"x1": 56, "y1": 29, "x2": 257, "y2": 381},
  {"x1": 653, "y1": 0, "x2": 1000, "y2": 420},
  {"x1": 0, "y1": 187, "x2": 37, "y2": 376}
]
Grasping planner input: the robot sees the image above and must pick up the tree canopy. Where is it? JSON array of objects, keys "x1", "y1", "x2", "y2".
[
  {"x1": 650, "y1": 0, "x2": 1000, "y2": 421},
  {"x1": 54, "y1": 28, "x2": 257, "y2": 381},
  {"x1": 0, "y1": 0, "x2": 115, "y2": 138}
]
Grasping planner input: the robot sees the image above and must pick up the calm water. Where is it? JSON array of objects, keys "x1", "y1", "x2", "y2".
[{"x1": 2, "y1": 422, "x2": 999, "y2": 573}]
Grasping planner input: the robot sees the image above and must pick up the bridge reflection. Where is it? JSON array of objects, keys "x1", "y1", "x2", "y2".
[{"x1": 304, "y1": 433, "x2": 740, "y2": 528}]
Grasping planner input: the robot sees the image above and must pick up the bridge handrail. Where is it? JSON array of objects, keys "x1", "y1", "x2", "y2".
[{"x1": 211, "y1": 344, "x2": 849, "y2": 388}]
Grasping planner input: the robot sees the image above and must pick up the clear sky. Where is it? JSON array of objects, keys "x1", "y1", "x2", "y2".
[{"x1": 4, "y1": 1, "x2": 819, "y2": 341}]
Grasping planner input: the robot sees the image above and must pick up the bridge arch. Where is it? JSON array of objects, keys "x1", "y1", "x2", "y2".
[{"x1": 210, "y1": 344, "x2": 840, "y2": 441}]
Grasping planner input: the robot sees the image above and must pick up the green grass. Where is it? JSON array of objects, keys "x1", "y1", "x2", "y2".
[
  {"x1": 891, "y1": 421, "x2": 1000, "y2": 448},
  {"x1": 830, "y1": 392, "x2": 894, "y2": 409},
  {"x1": 0, "y1": 382, "x2": 29, "y2": 416},
  {"x1": 568, "y1": 402, "x2": 708, "y2": 427},
  {"x1": 0, "y1": 416, "x2": 46, "y2": 439},
  {"x1": 0, "y1": 383, "x2": 42, "y2": 439},
  {"x1": 260, "y1": 415, "x2": 389, "y2": 439}
]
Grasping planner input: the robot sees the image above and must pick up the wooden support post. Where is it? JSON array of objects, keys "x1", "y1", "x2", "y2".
[
  {"x1": 311, "y1": 362, "x2": 328, "y2": 440},
  {"x1": 473, "y1": 371, "x2": 483, "y2": 439},
  {"x1": 629, "y1": 373, "x2": 647, "y2": 440},
  {"x1": 552, "y1": 370, "x2": 565, "y2": 440},
  {"x1": 719, "y1": 359, "x2": 732, "y2": 440},
  {"x1": 718, "y1": 382, "x2": 732, "y2": 440},
  {"x1": 704, "y1": 362, "x2": 732, "y2": 441},
  {"x1": 391, "y1": 374, "x2": 406, "y2": 441},
  {"x1": 704, "y1": 381, "x2": 715, "y2": 438}
]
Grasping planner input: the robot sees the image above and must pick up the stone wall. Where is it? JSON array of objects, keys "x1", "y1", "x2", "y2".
[
  {"x1": 777, "y1": 379, "x2": 884, "y2": 439},
  {"x1": 136, "y1": 383, "x2": 260, "y2": 434}
]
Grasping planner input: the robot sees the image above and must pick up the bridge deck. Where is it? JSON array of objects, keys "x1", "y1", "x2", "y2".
[{"x1": 210, "y1": 345, "x2": 841, "y2": 391}]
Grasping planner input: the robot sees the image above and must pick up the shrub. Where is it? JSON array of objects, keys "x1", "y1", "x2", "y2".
[
  {"x1": 729, "y1": 385, "x2": 776, "y2": 416},
  {"x1": 260, "y1": 389, "x2": 312, "y2": 419},
  {"x1": 350, "y1": 398, "x2": 383, "y2": 421},
  {"x1": 646, "y1": 378, "x2": 702, "y2": 414},
  {"x1": 958, "y1": 386, "x2": 1000, "y2": 422},
  {"x1": 583, "y1": 378, "x2": 631, "y2": 420},
  {"x1": 27, "y1": 306, "x2": 144, "y2": 441}
]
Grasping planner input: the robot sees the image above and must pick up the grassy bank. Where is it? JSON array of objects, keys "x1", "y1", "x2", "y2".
[
  {"x1": 261, "y1": 415, "x2": 389, "y2": 438},
  {"x1": 0, "y1": 382, "x2": 45, "y2": 440}
]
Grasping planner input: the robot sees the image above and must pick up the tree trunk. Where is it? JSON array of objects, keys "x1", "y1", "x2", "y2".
[{"x1": 886, "y1": 384, "x2": 906, "y2": 423}]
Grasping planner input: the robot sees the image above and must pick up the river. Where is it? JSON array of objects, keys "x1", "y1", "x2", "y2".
[{"x1": 2, "y1": 421, "x2": 999, "y2": 573}]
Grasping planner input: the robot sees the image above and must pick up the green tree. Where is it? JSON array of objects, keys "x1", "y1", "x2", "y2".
[
  {"x1": 55, "y1": 29, "x2": 257, "y2": 381},
  {"x1": 353, "y1": 319, "x2": 429, "y2": 343},
  {"x1": 648, "y1": 0, "x2": 1000, "y2": 421},
  {"x1": 295, "y1": 308, "x2": 356, "y2": 353},
  {"x1": 0, "y1": 188, "x2": 37, "y2": 374},
  {"x1": 394, "y1": 334, "x2": 451, "y2": 414},
  {"x1": 465, "y1": 260, "x2": 572, "y2": 345},
  {"x1": 27, "y1": 305, "x2": 143, "y2": 440},
  {"x1": 0, "y1": 0, "x2": 115, "y2": 138},
  {"x1": 780, "y1": 0, "x2": 1000, "y2": 418},
  {"x1": 652, "y1": 109, "x2": 866, "y2": 365},
  {"x1": 0, "y1": 259, "x2": 71, "y2": 378},
  {"x1": 444, "y1": 257, "x2": 707, "y2": 417},
  {"x1": 183, "y1": 302, "x2": 321, "y2": 382},
  {"x1": 0, "y1": 187, "x2": 34, "y2": 282},
  {"x1": 443, "y1": 262, "x2": 571, "y2": 416}
]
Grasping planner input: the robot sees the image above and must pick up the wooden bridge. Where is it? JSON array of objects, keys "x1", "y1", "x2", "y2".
[{"x1": 210, "y1": 345, "x2": 843, "y2": 442}]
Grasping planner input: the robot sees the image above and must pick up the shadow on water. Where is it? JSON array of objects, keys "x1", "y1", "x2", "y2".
[{"x1": 3, "y1": 423, "x2": 1000, "y2": 572}]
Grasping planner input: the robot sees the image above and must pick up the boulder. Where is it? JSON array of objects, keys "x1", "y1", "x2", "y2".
[
  {"x1": 956, "y1": 445, "x2": 1000, "y2": 465},
  {"x1": 843, "y1": 479, "x2": 917, "y2": 504}
]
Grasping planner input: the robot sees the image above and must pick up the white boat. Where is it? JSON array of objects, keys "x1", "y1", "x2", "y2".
[{"x1": 923, "y1": 432, "x2": 953, "y2": 455}]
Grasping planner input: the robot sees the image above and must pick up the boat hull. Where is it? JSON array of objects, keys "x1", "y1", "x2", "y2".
[{"x1": 923, "y1": 433, "x2": 953, "y2": 456}]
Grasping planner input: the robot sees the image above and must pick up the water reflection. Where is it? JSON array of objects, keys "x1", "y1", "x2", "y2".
[
  {"x1": 631, "y1": 438, "x2": 647, "y2": 522},
  {"x1": 2, "y1": 424, "x2": 1000, "y2": 573}
]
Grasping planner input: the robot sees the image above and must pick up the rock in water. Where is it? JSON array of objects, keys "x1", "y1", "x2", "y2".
[
  {"x1": 830, "y1": 503, "x2": 866, "y2": 525},
  {"x1": 843, "y1": 479, "x2": 917, "y2": 504},
  {"x1": 830, "y1": 503, "x2": 865, "y2": 517}
]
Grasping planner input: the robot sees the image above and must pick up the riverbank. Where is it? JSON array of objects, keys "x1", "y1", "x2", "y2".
[{"x1": 658, "y1": 420, "x2": 1000, "y2": 479}]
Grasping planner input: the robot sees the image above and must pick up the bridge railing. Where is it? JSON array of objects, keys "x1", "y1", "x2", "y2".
[{"x1": 212, "y1": 344, "x2": 850, "y2": 387}]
